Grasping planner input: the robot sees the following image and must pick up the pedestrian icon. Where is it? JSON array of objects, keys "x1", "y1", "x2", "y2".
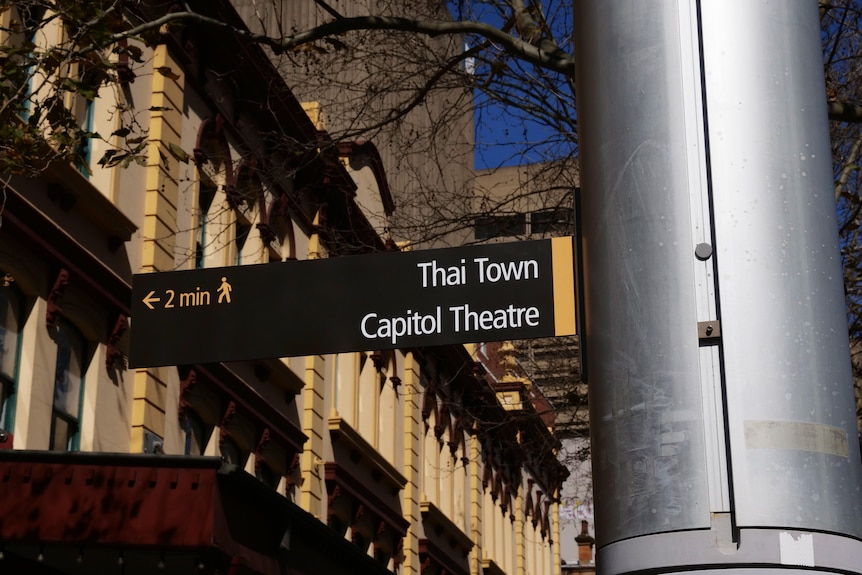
[{"x1": 217, "y1": 277, "x2": 232, "y2": 303}]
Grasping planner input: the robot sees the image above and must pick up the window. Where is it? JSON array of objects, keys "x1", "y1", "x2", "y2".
[
  {"x1": 220, "y1": 436, "x2": 247, "y2": 467},
  {"x1": 67, "y1": 56, "x2": 106, "y2": 176},
  {"x1": 183, "y1": 410, "x2": 209, "y2": 456},
  {"x1": 0, "y1": 277, "x2": 23, "y2": 431},
  {"x1": 15, "y1": 5, "x2": 47, "y2": 121},
  {"x1": 194, "y1": 180, "x2": 217, "y2": 269},
  {"x1": 193, "y1": 118, "x2": 231, "y2": 269},
  {"x1": 474, "y1": 207, "x2": 574, "y2": 240},
  {"x1": 50, "y1": 320, "x2": 85, "y2": 451},
  {"x1": 530, "y1": 207, "x2": 573, "y2": 236},
  {"x1": 474, "y1": 214, "x2": 526, "y2": 240},
  {"x1": 73, "y1": 88, "x2": 95, "y2": 176},
  {"x1": 71, "y1": 65, "x2": 103, "y2": 176},
  {"x1": 256, "y1": 461, "x2": 278, "y2": 488},
  {"x1": 265, "y1": 214, "x2": 292, "y2": 263},
  {"x1": 234, "y1": 217, "x2": 251, "y2": 265}
]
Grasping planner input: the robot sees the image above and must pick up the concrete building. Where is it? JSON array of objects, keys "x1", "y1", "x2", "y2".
[{"x1": 0, "y1": 2, "x2": 566, "y2": 574}]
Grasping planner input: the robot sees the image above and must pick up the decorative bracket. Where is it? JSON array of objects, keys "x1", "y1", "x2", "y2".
[
  {"x1": 46, "y1": 268, "x2": 69, "y2": 330},
  {"x1": 218, "y1": 401, "x2": 237, "y2": 449},
  {"x1": 105, "y1": 314, "x2": 128, "y2": 372}
]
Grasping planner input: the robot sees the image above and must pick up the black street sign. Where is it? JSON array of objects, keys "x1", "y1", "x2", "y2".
[{"x1": 129, "y1": 237, "x2": 576, "y2": 367}]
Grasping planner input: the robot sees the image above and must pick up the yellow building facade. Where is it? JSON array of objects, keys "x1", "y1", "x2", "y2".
[{"x1": 0, "y1": 2, "x2": 567, "y2": 574}]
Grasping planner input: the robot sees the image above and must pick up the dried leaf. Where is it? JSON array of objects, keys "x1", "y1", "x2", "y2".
[
  {"x1": 156, "y1": 66, "x2": 181, "y2": 81},
  {"x1": 323, "y1": 37, "x2": 349, "y2": 51},
  {"x1": 168, "y1": 142, "x2": 190, "y2": 163}
]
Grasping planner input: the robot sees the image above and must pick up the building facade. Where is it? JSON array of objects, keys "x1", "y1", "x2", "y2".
[
  {"x1": 471, "y1": 163, "x2": 591, "y2": 567},
  {"x1": 231, "y1": 0, "x2": 477, "y2": 250},
  {"x1": 0, "y1": 2, "x2": 566, "y2": 574}
]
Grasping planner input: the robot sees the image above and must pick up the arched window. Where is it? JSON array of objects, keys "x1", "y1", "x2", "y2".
[
  {"x1": 234, "y1": 217, "x2": 251, "y2": 266},
  {"x1": 12, "y1": 4, "x2": 47, "y2": 121},
  {"x1": 0, "y1": 276, "x2": 23, "y2": 431},
  {"x1": 194, "y1": 180, "x2": 217, "y2": 269},
  {"x1": 267, "y1": 215, "x2": 294, "y2": 263},
  {"x1": 234, "y1": 161, "x2": 261, "y2": 265},
  {"x1": 72, "y1": 66, "x2": 99, "y2": 176},
  {"x1": 50, "y1": 319, "x2": 86, "y2": 451},
  {"x1": 193, "y1": 116, "x2": 233, "y2": 269}
]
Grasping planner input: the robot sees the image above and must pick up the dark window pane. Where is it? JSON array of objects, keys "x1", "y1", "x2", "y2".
[
  {"x1": 221, "y1": 437, "x2": 246, "y2": 466},
  {"x1": 184, "y1": 411, "x2": 208, "y2": 456},
  {"x1": 256, "y1": 463, "x2": 278, "y2": 488},
  {"x1": 0, "y1": 376, "x2": 10, "y2": 431},
  {"x1": 475, "y1": 213, "x2": 526, "y2": 240},
  {"x1": 0, "y1": 280, "x2": 21, "y2": 381},
  {"x1": 50, "y1": 414, "x2": 73, "y2": 451},
  {"x1": 235, "y1": 219, "x2": 251, "y2": 265},
  {"x1": 531, "y1": 208, "x2": 573, "y2": 236},
  {"x1": 195, "y1": 182, "x2": 217, "y2": 269},
  {"x1": 51, "y1": 320, "x2": 84, "y2": 451},
  {"x1": 53, "y1": 322, "x2": 83, "y2": 418},
  {"x1": 0, "y1": 278, "x2": 21, "y2": 432},
  {"x1": 199, "y1": 181, "x2": 217, "y2": 214}
]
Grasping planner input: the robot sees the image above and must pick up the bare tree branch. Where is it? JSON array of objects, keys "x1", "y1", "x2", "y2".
[
  {"x1": 275, "y1": 15, "x2": 574, "y2": 74},
  {"x1": 106, "y1": 10, "x2": 575, "y2": 75},
  {"x1": 105, "y1": 5, "x2": 862, "y2": 127}
]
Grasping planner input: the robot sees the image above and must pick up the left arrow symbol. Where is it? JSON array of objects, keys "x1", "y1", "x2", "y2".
[{"x1": 142, "y1": 290, "x2": 161, "y2": 310}]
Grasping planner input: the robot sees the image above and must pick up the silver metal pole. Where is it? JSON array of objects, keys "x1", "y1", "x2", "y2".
[{"x1": 574, "y1": 1, "x2": 862, "y2": 572}]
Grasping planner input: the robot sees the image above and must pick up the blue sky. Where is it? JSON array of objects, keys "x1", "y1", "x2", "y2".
[
  {"x1": 474, "y1": 102, "x2": 568, "y2": 170},
  {"x1": 452, "y1": 1, "x2": 577, "y2": 170}
]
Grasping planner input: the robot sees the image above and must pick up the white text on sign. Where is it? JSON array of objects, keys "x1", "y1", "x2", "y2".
[
  {"x1": 416, "y1": 256, "x2": 539, "y2": 287},
  {"x1": 360, "y1": 254, "x2": 544, "y2": 345},
  {"x1": 360, "y1": 304, "x2": 541, "y2": 345}
]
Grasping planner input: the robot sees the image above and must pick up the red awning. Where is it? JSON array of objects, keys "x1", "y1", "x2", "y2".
[{"x1": 0, "y1": 451, "x2": 392, "y2": 575}]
